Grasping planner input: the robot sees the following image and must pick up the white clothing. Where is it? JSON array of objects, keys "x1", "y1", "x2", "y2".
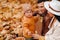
[{"x1": 45, "y1": 19, "x2": 60, "y2": 40}]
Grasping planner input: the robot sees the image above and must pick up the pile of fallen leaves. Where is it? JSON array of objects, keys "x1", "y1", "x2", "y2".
[{"x1": 0, "y1": 0, "x2": 25, "y2": 40}]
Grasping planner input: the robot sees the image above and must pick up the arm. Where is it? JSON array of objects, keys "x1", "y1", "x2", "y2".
[
  {"x1": 39, "y1": 36, "x2": 45, "y2": 40},
  {"x1": 32, "y1": 34, "x2": 45, "y2": 40},
  {"x1": 22, "y1": 23, "x2": 32, "y2": 38},
  {"x1": 45, "y1": 25, "x2": 60, "y2": 40},
  {"x1": 33, "y1": 14, "x2": 39, "y2": 22},
  {"x1": 32, "y1": 26, "x2": 60, "y2": 40}
]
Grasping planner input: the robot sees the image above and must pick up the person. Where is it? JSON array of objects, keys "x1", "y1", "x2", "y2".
[
  {"x1": 32, "y1": 0, "x2": 60, "y2": 40},
  {"x1": 37, "y1": 2, "x2": 54, "y2": 36},
  {"x1": 22, "y1": 3, "x2": 38, "y2": 40}
]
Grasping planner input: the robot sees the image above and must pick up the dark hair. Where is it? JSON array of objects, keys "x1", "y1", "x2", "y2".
[
  {"x1": 55, "y1": 15, "x2": 60, "y2": 22},
  {"x1": 38, "y1": 0, "x2": 49, "y2": 3}
]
